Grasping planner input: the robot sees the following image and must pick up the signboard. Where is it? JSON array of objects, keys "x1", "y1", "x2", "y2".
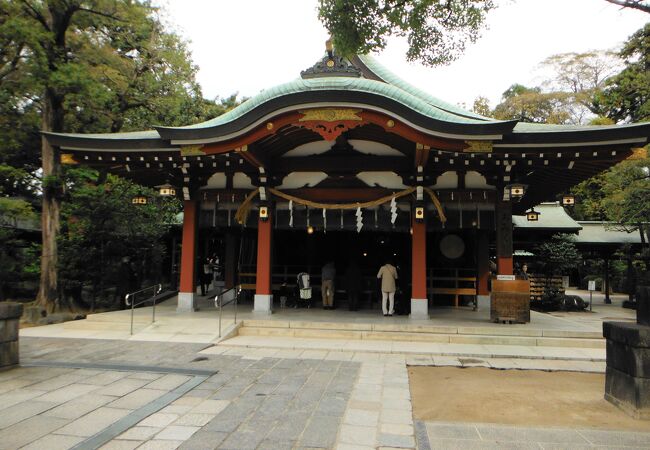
[
  {"x1": 588, "y1": 280, "x2": 596, "y2": 291},
  {"x1": 497, "y1": 275, "x2": 516, "y2": 281},
  {"x1": 464, "y1": 140, "x2": 493, "y2": 153}
]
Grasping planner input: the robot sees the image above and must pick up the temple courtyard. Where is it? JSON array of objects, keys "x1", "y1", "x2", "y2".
[{"x1": 0, "y1": 291, "x2": 647, "y2": 449}]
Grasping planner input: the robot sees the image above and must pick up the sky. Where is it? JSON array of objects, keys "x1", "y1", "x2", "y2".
[{"x1": 158, "y1": 0, "x2": 648, "y2": 109}]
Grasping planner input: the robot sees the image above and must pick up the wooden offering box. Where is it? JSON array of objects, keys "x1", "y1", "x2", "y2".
[{"x1": 490, "y1": 279, "x2": 531, "y2": 323}]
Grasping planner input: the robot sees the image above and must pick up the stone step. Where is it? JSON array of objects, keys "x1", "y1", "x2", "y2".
[
  {"x1": 62, "y1": 319, "x2": 150, "y2": 332},
  {"x1": 239, "y1": 319, "x2": 602, "y2": 339},
  {"x1": 237, "y1": 325, "x2": 604, "y2": 348},
  {"x1": 217, "y1": 335, "x2": 606, "y2": 362}
]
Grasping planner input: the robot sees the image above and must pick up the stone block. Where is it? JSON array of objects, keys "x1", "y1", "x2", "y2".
[
  {"x1": 0, "y1": 319, "x2": 18, "y2": 342},
  {"x1": 603, "y1": 321, "x2": 650, "y2": 348},
  {"x1": 605, "y1": 321, "x2": 650, "y2": 419},
  {"x1": 0, "y1": 340, "x2": 19, "y2": 369},
  {"x1": 605, "y1": 340, "x2": 650, "y2": 378},
  {"x1": 0, "y1": 302, "x2": 23, "y2": 320},
  {"x1": 604, "y1": 365, "x2": 650, "y2": 419}
]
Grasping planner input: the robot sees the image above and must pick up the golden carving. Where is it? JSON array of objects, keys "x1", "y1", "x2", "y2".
[
  {"x1": 60, "y1": 153, "x2": 78, "y2": 165},
  {"x1": 326, "y1": 59, "x2": 335, "y2": 68},
  {"x1": 299, "y1": 108, "x2": 363, "y2": 122},
  {"x1": 464, "y1": 140, "x2": 493, "y2": 153},
  {"x1": 180, "y1": 145, "x2": 206, "y2": 156},
  {"x1": 386, "y1": 119, "x2": 395, "y2": 128},
  {"x1": 235, "y1": 145, "x2": 248, "y2": 153},
  {"x1": 266, "y1": 122, "x2": 274, "y2": 130}
]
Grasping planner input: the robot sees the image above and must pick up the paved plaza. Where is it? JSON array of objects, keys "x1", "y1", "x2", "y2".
[
  {"x1": 0, "y1": 334, "x2": 647, "y2": 450},
  {"x1": 0, "y1": 291, "x2": 647, "y2": 449}
]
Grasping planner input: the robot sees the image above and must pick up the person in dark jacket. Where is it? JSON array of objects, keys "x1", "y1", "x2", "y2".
[{"x1": 345, "y1": 259, "x2": 363, "y2": 311}]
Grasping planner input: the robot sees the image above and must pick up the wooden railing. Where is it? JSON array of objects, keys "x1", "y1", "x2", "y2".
[
  {"x1": 427, "y1": 268, "x2": 477, "y2": 308},
  {"x1": 238, "y1": 265, "x2": 478, "y2": 309}
]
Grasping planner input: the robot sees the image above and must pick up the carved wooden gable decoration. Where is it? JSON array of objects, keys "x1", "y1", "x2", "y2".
[{"x1": 294, "y1": 108, "x2": 367, "y2": 141}]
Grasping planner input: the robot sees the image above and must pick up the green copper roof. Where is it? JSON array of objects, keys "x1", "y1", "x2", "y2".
[
  {"x1": 45, "y1": 130, "x2": 160, "y2": 140},
  {"x1": 356, "y1": 54, "x2": 490, "y2": 121},
  {"x1": 168, "y1": 75, "x2": 505, "y2": 132},
  {"x1": 513, "y1": 122, "x2": 650, "y2": 133}
]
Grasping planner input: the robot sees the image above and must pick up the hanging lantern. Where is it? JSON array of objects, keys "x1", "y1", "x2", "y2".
[
  {"x1": 415, "y1": 206, "x2": 425, "y2": 222},
  {"x1": 508, "y1": 183, "x2": 526, "y2": 199},
  {"x1": 131, "y1": 195, "x2": 148, "y2": 205},
  {"x1": 562, "y1": 194, "x2": 576, "y2": 206},
  {"x1": 307, "y1": 225, "x2": 314, "y2": 234},
  {"x1": 259, "y1": 206, "x2": 269, "y2": 221},
  {"x1": 157, "y1": 183, "x2": 176, "y2": 197},
  {"x1": 526, "y1": 208, "x2": 540, "y2": 222}
]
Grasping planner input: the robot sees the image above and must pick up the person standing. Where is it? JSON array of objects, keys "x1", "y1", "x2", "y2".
[
  {"x1": 377, "y1": 259, "x2": 398, "y2": 316},
  {"x1": 200, "y1": 257, "x2": 212, "y2": 296},
  {"x1": 345, "y1": 259, "x2": 362, "y2": 311},
  {"x1": 321, "y1": 261, "x2": 336, "y2": 310}
]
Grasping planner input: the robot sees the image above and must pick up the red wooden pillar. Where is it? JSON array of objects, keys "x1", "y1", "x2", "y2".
[
  {"x1": 178, "y1": 200, "x2": 198, "y2": 312},
  {"x1": 477, "y1": 231, "x2": 490, "y2": 296},
  {"x1": 410, "y1": 218, "x2": 429, "y2": 319},
  {"x1": 496, "y1": 199, "x2": 514, "y2": 275},
  {"x1": 254, "y1": 212, "x2": 273, "y2": 313}
]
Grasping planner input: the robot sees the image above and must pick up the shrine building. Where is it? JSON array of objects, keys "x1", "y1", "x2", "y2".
[{"x1": 45, "y1": 50, "x2": 650, "y2": 318}]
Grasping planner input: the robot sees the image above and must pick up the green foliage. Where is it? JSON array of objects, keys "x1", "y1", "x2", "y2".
[
  {"x1": 540, "y1": 50, "x2": 621, "y2": 118},
  {"x1": 490, "y1": 50, "x2": 622, "y2": 125},
  {"x1": 0, "y1": 1, "x2": 240, "y2": 307},
  {"x1": 534, "y1": 234, "x2": 581, "y2": 277},
  {"x1": 58, "y1": 168, "x2": 181, "y2": 309},
  {"x1": 492, "y1": 84, "x2": 573, "y2": 124},
  {"x1": 471, "y1": 96, "x2": 492, "y2": 117},
  {"x1": 317, "y1": 0, "x2": 495, "y2": 66},
  {"x1": 594, "y1": 24, "x2": 650, "y2": 123},
  {"x1": 0, "y1": 196, "x2": 38, "y2": 300},
  {"x1": 571, "y1": 147, "x2": 650, "y2": 244}
]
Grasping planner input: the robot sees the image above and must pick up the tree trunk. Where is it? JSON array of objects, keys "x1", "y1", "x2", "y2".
[{"x1": 36, "y1": 88, "x2": 63, "y2": 311}]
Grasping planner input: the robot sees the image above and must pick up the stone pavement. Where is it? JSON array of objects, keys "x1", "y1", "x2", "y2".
[
  {"x1": 0, "y1": 337, "x2": 647, "y2": 449},
  {"x1": 417, "y1": 421, "x2": 650, "y2": 449}
]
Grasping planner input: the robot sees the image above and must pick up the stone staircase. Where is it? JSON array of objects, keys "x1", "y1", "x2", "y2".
[{"x1": 235, "y1": 319, "x2": 604, "y2": 349}]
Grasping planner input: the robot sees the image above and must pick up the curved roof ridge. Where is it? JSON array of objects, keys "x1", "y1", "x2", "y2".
[
  {"x1": 159, "y1": 76, "x2": 509, "y2": 133},
  {"x1": 43, "y1": 130, "x2": 161, "y2": 139},
  {"x1": 513, "y1": 121, "x2": 650, "y2": 133},
  {"x1": 356, "y1": 54, "x2": 492, "y2": 122}
]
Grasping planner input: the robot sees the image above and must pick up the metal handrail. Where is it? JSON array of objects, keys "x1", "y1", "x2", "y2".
[
  {"x1": 125, "y1": 284, "x2": 162, "y2": 335},
  {"x1": 215, "y1": 285, "x2": 241, "y2": 338}
]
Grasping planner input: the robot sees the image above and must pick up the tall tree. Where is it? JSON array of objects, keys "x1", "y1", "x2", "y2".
[
  {"x1": 492, "y1": 84, "x2": 572, "y2": 124},
  {"x1": 0, "y1": 1, "x2": 226, "y2": 309},
  {"x1": 540, "y1": 50, "x2": 622, "y2": 119},
  {"x1": 317, "y1": 0, "x2": 496, "y2": 66},
  {"x1": 594, "y1": 24, "x2": 650, "y2": 123}
]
